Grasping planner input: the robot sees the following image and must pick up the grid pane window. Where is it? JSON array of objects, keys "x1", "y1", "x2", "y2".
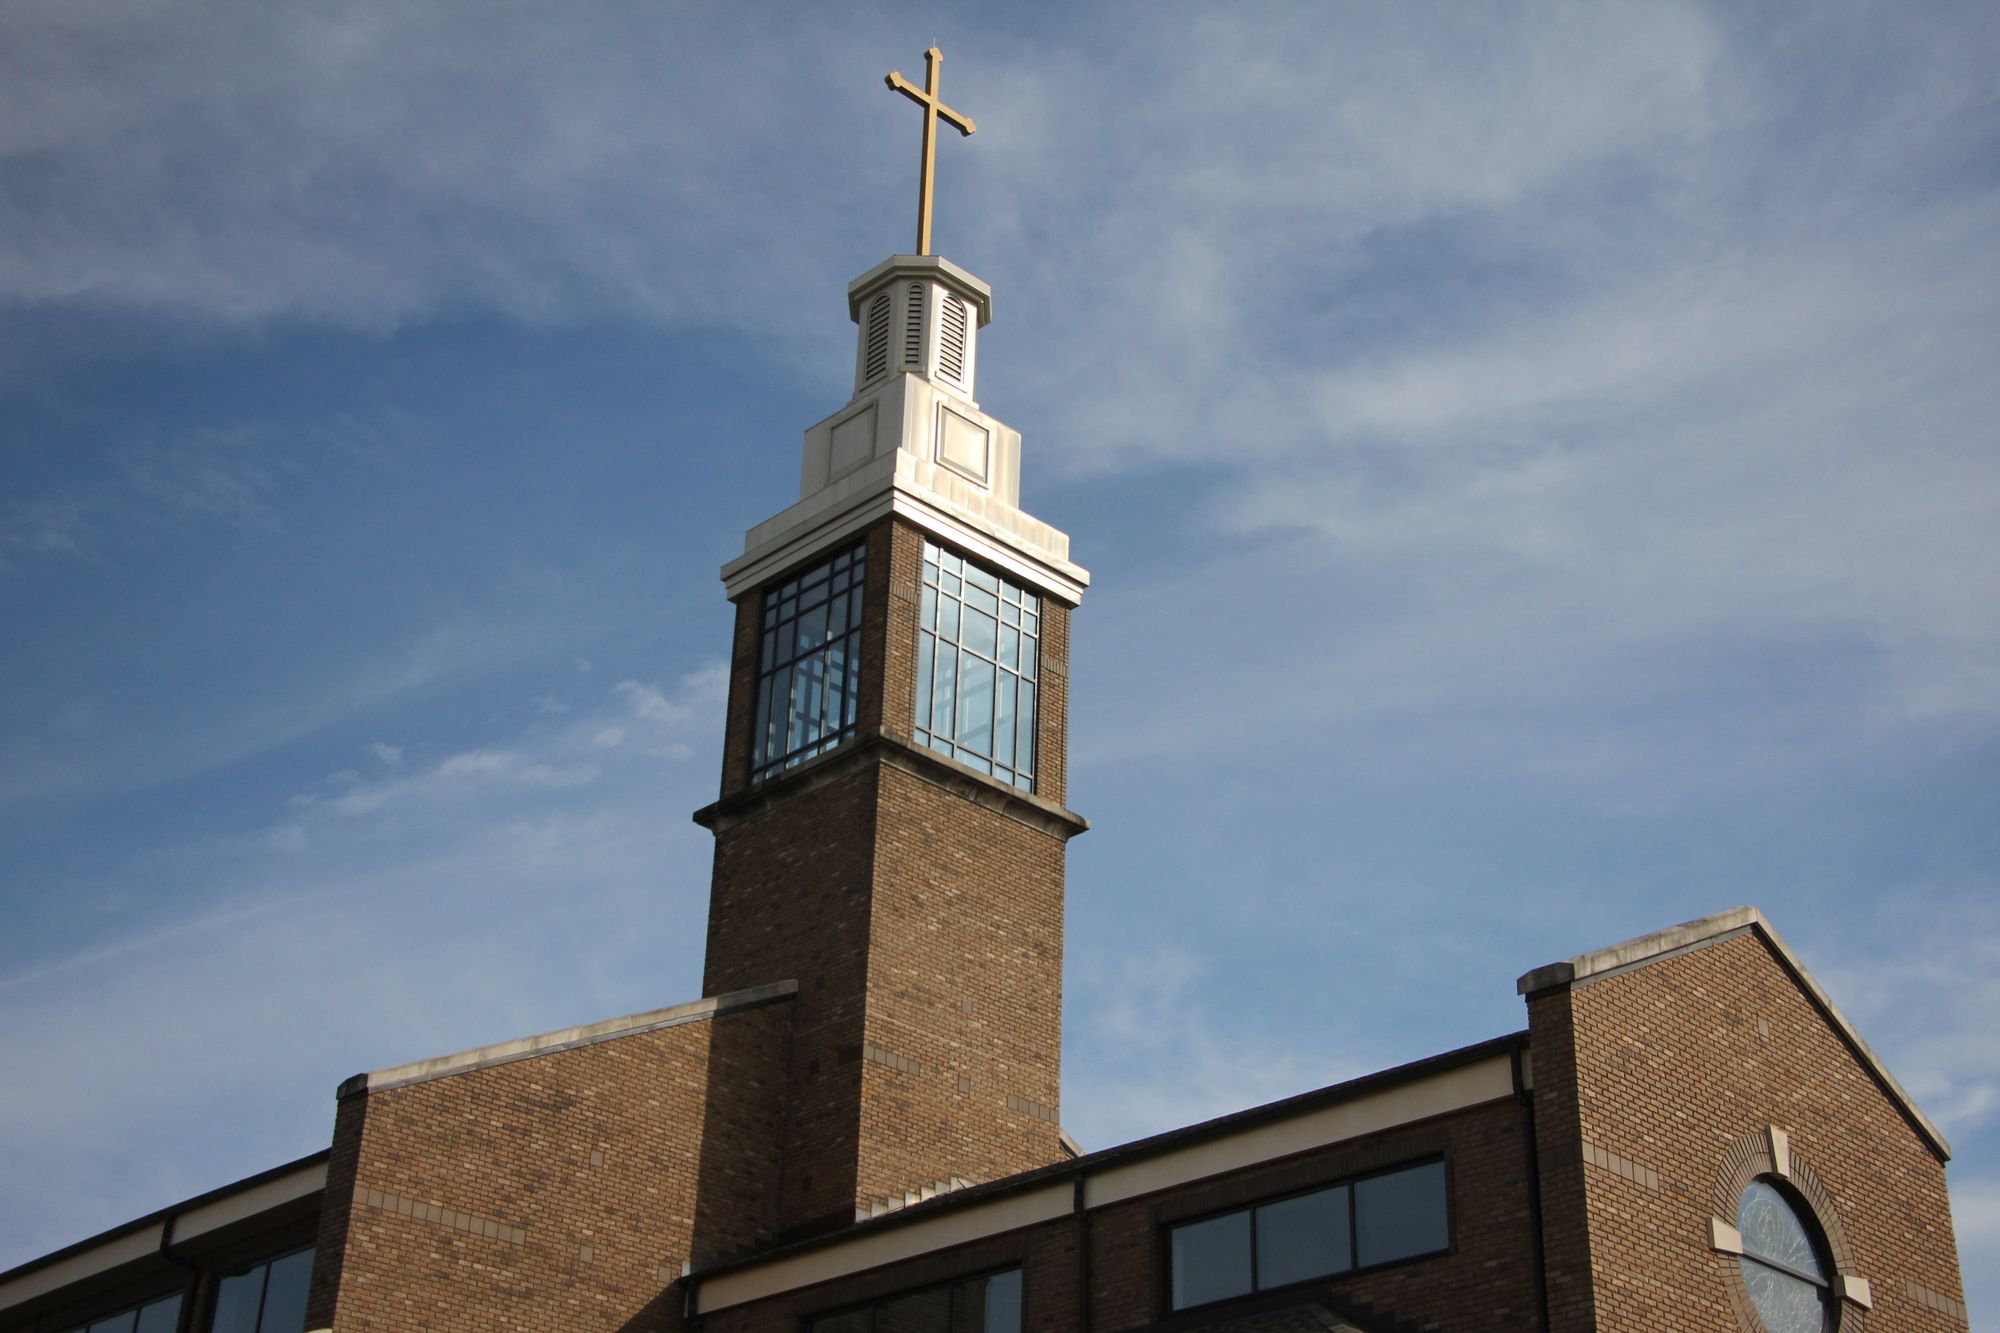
[
  {"x1": 916, "y1": 542, "x2": 1038, "y2": 790},
  {"x1": 1168, "y1": 1161, "x2": 1447, "y2": 1311},
  {"x1": 752, "y1": 544, "x2": 866, "y2": 782}
]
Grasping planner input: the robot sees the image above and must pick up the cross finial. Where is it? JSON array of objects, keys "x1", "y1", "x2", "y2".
[{"x1": 885, "y1": 47, "x2": 976, "y2": 256}]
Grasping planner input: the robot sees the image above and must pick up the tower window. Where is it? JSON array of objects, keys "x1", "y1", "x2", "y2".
[
  {"x1": 917, "y1": 541, "x2": 1037, "y2": 791},
  {"x1": 752, "y1": 544, "x2": 866, "y2": 782}
]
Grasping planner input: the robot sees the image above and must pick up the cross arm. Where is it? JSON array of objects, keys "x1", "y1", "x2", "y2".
[{"x1": 884, "y1": 71, "x2": 977, "y2": 136}]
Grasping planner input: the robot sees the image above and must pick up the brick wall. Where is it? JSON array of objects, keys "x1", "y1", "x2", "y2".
[
  {"x1": 700, "y1": 515, "x2": 1078, "y2": 1237},
  {"x1": 1529, "y1": 929, "x2": 1967, "y2": 1333},
  {"x1": 303, "y1": 999, "x2": 792, "y2": 1333},
  {"x1": 702, "y1": 1097, "x2": 1538, "y2": 1333}
]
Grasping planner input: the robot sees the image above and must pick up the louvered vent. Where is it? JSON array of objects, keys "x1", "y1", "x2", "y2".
[
  {"x1": 938, "y1": 296, "x2": 968, "y2": 383},
  {"x1": 862, "y1": 293, "x2": 891, "y2": 383},
  {"x1": 904, "y1": 282, "x2": 926, "y2": 370}
]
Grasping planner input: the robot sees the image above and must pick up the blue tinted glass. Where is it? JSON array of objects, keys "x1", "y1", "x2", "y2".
[
  {"x1": 1257, "y1": 1186, "x2": 1351, "y2": 1287},
  {"x1": 1016, "y1": 680, "x2": 1035, "y2": 776},
  {"x1": 963, "y1": 607, "x2": 998, "y2": 660},
  {"x1": 995, "y1": 675, "x2": 1016, "y2": 766},
  {"x1": 999, "y1": 625, "x2": 1018, "y2": 670},
  {"x1": 1172, "y1": 1210, "x2": 1252, "y2": 1310},
  {"x1": 1355, "y1": 1162, "x2": 1447, "y2": 1267},
  {"x1": 932, "y1": 643, "x2": 958, "y2": 745},
  {"x1": 921, "y1": 583, "x2": 937, "y2": 629},
  {"x1": 939, "y1": 596, "x2": 960, "y2": 642},
  {"x1": 210, "y1": 1267, "x2": 265, "y2": 1333},
  {"x1": 966, "y1": 582, "x2": 999, "y2": 616},
  {"x1": 752, "y1": 546, "x2": 866, "y2": 778},
  {"x1": 258, "y1": 1249, "x2": 313, "y2": 1333},
  {"x1": 983, "y1": 1269, "x2": 1023, "y2": 1332},
  {"x1": 958, "y1": 656, "x2": 994, "y2": 755},
  {"x1": 1743, "y1": 1260, "x2": 1828, "y2": 1333},
  {"x1": 1738, "y1": 1181, "x2": 1822, "y2": 1279},
  {"x1": 915, "y1": 635, "x2": 934, "y2": 730},
  {"x1": 763, "y1": 665, "x2": 791, "y2": 758},
  {"x1": 134, "y1": 1296, "x2": 181, "y2": 1333},
  {"x1": 796, "y1": 601, "x2": 829, "y2": 654},
  {"x1": 1020, "y1": 637, "x2": 1037, "y2": 681},
  {"x1": 85, "y1": 1313, "x2": 136, "y2": 1333}
]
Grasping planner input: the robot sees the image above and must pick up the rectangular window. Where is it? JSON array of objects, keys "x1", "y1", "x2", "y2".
[
  {"x1": 808, "y1": 1267, "x2": 1021, "y2": 1333},
  {"x1": 210, "y1": 1247, "x2": 314, "y2": 1333},
  {"x1": 751, "y1": 544, "x2": 867, "y2": 782},
  {"x1": 915, "y1": 541, "x2": 1038, "y2": 791},
  {"x1": 55, "y1": 1293, "x2": 181, "y2": 1333},
  {"x1": 1166, "y1": 1160, "x2": 1447, "y2": 1311}
]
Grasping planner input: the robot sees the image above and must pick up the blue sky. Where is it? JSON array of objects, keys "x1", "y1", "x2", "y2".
[{"x1": 2, "y1": 0, "x2": 1996, "y2": 1319}]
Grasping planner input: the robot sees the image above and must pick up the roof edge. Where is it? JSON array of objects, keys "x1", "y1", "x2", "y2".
[
  {"x1": 0, "y1": 1149, "x2": 330, "y2": 1295},
  {"x1": 1517, "y1": 906, "x2": 1950, "y2": 1162},
  {"x1": 339, "y1": 979, "x2": 798, "y2": 1099}
]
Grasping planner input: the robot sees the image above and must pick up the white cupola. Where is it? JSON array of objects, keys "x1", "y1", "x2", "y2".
[{"x1": 847, "y1": 255, "x2": 992, "y2": 404}]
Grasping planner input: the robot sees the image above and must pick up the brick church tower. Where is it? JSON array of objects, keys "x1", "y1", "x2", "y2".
[{"x1": 693, "y1": 252, "x2": 1090, "y2": 1241}]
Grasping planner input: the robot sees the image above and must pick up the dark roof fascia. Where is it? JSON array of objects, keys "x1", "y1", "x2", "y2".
[
  {"x1": 0, "y1": 1148, "x2": 330, "y2": 1287},
  {"x1": 691, "y1": 1029, "x2": 1528, "y2": 1284}
]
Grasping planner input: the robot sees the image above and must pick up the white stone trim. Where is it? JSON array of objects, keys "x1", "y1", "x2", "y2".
[
  {"x1": 1516, "y1": 906, "x2": 1950, "y2": 1160},
  {"x1": 352, "y1": 980, "x2": 797, "y2": 1095}
]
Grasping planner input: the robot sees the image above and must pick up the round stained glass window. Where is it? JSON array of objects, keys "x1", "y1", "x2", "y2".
[{"x1": 1737, "y1": 1179, "x2": 1837, "y2": 1333}]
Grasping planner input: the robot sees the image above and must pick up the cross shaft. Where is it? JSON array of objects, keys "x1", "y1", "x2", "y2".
[{"x1": 885, "y1": 47, "x2": 976, "y2": 256}]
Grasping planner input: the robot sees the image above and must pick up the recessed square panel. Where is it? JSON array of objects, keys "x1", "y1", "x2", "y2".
[
  {"x1": 829, "y1": 405, "x2": 876, "y2": 478},
  {"x1": 937, "y1": 406, "x2": 991, "y2": 486}
]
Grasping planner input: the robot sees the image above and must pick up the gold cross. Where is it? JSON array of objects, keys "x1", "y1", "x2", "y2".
[{"x1": 885, "y1": 47, "x2": 976, "y2": 256}]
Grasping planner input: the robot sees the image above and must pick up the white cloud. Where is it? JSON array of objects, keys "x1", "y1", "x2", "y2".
[{"x1": 368, "y1": 742, "x2": 402, "y2": 766}]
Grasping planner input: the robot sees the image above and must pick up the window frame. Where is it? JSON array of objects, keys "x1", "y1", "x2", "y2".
[
  {"x1": 749, "y1": 542, "x2": 869, "y2": 784},
  {"x1": 1161, "y1": 1156, "x2": 1453, "y2": 1315},
  {"x1": 914, "y1": 539, "x2": 1041, "y2": 792}
]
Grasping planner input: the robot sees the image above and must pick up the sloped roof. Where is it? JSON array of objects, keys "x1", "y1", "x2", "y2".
[{"x1": 1516, "y1": 904, "x2": 1950, "y2": 1161}]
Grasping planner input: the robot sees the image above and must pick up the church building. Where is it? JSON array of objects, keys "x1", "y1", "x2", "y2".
[{"x1": 0, "y1": 50, "x2": 1970, "y2": 1333}]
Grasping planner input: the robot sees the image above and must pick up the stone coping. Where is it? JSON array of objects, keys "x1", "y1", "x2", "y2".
[
  {"x1": 1516, "y1": 906, "x2": 1950, "y2": 1161},
  {"x1": 339, "y1": 980, "x2": 798, "y2": 1098}
]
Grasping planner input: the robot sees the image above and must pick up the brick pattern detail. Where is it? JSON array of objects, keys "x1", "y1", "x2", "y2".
[
  {"x1": 1006, "y1": 1094, "x2": 1060, "y2": 1125},
  {"x1": 304, "y1": 999, "x2": 792, "y2": 1333},
  {"x1": 352, "y1": 1185, "x2": 527, "y2": 1245},
  {"x1": 1905, "y1": 1280, "x2": 1969, "y2": 1324},
  {"x1": 1579, "y1": 1137, "x2": 1661, "y2": 1192},
  {"x1": 1527, "y1": 931, "x2": 1967, "y2": 1333}
]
